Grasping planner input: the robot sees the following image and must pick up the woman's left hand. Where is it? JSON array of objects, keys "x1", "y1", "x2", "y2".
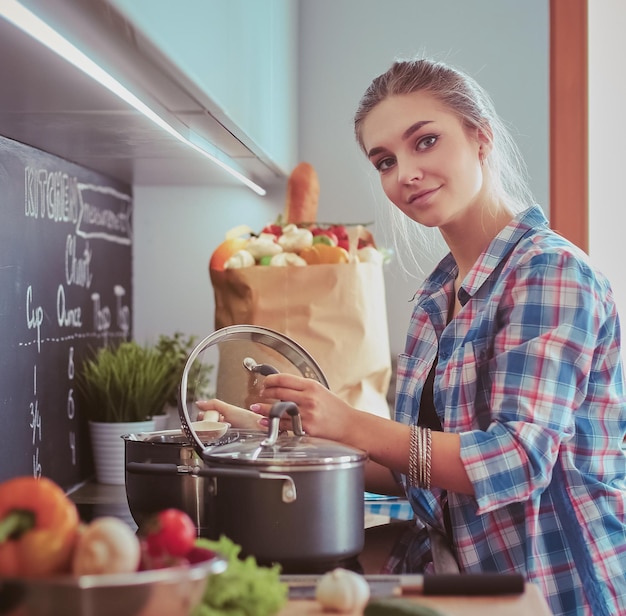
[{"x1": 195, "y1": 398, "x2": 265, "y2": 430}]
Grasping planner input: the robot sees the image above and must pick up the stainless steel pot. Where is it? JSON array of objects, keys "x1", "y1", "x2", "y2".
[
  {"x1": 124, "y1": 326, "x2": 368, "y2": 573},
  {"x1": 123, "y1": 428, "x2": 222, "y2": 537}
]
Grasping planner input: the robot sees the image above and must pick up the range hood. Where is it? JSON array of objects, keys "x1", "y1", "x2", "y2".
[{"x1": 0, "y1": 0, "x2": 285, "y2": 190}]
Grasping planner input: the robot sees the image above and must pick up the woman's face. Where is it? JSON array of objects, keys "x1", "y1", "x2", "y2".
[{"x1": 361, "y1": 91, "x2": 487, "y2": 230}]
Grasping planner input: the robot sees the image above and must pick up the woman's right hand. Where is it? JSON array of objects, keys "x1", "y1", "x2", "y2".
[
  {"x1": 254, "y1": 373, "x2": 356, "y2": 441},
  {"x1": 195, "y1": 398, "x2": 265, "y2": 430}
]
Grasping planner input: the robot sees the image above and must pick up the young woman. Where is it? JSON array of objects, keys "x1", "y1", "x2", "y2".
[{"x1": 199, "y1": 58, "x2": 626, "y2": 616}]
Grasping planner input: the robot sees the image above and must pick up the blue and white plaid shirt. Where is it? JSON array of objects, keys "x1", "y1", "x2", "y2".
[{"x1": 394, "y1": 205, "x2": 626, "y2": 616}]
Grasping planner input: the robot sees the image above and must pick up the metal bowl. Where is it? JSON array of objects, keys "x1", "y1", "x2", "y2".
[{"x1": 0, "y1": 552, "x2": 226, "y2": 616}]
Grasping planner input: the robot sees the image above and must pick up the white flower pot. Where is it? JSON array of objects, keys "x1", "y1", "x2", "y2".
[{"x1": 89, "y1": 419, "x2": 155, "y2": 485}]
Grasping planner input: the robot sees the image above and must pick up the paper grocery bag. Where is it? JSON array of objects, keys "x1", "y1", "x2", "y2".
[{"x1": 210, "y1": 262, "x2": 392, "y2": 417}]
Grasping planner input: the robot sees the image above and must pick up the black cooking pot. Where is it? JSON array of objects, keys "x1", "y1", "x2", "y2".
[
  {"x1": 124, "y1": 325, "x2": 368, "y2": 573},
  {"x1": 123, "y1": 426, "x2": 223, "y2": 537}
]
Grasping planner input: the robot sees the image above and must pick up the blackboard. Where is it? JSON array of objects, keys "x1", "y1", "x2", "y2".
[{"x1": 0, "y1": 135, "x2": 132, "y2": 491}]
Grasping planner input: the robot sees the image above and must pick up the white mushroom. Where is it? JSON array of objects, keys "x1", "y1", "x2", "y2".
[
  {"x1": 357, "y1": 246, "x2": 384, "y2": 265},
  {"x1": 224, "y1": 249, "x2": 255, "y2": 269},
  {"x1": 246, "y1": 234, "x2": 283, "y2": 260},
  {"x1": 269, "y1": 252, "x2": 307, "y2": 267},
  {"x1": 72, "y1": 516, "x2": 141, "y2": 575},
  {"x1": 277, "y1": 224, "x2": 314, "y2": 252}
]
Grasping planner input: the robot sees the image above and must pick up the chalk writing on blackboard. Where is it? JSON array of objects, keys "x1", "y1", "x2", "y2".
[
  {"x1": 1, "y1": 134, "x2": 132, "y2": 490},
  {"x1": 76, "y1": 183, "x2": 132, "y2": 245}
]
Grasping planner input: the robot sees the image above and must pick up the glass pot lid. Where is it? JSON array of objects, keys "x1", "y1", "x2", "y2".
[
  {"x1": 201, "y1": 401, "x2": 367, "y2": 467},
  {"x1": 178, "y1": 325, "x2": 366, "y2": 464},
  {"x1": 202, "y1": 431, "x2": 367, "y2": 467}
]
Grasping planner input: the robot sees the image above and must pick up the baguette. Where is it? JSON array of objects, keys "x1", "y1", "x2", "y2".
[{"x1": 285, "y1": 162, "x2": 320, "y2": 225}]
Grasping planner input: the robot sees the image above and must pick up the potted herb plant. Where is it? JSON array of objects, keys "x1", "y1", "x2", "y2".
[
  {"x1": 77, "y1": 333, "x2": 213, "y2": 484},
  {"x1": 153, "y1": 332, "x2": 214, "y2": 429}
]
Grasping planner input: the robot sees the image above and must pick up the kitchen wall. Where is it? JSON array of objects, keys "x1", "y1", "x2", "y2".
[
  {"x1": 297, "y1": 0, "x2": 549, "y2": 355},
  {"x1": 588, "y1": 0, "x2": 626, "y2": 355},
  {"x1": 133, "y1": 0, "x2": 549, "y2": 364},
  {"x1": 133, "y1": 183, "x2": 285, "y2": 341}
]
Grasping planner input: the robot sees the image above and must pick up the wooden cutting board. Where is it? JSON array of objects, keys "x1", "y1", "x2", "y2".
[{"x1": 277, "y1": 583, "x2": 553, "y2": 615}]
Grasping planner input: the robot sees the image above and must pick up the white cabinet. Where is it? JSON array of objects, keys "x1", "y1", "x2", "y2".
[
  {"x1": 1, "y1": 0, "x2": 297, "y2": 188},
  {"x1": 108, "y1": 0, "x2": 298, "y2": 175}
]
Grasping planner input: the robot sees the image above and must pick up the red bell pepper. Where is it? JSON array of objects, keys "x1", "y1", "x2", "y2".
[{"x1": 0, "y1": 476, "x2": 80, "y2": 577}]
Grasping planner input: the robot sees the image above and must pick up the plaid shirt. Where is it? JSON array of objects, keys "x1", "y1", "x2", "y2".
[{"x1": 394, "y1": 205, "x2": 626, "y2": 616}]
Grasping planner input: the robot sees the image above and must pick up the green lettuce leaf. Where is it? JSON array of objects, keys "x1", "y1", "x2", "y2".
[{"x1": 192, "y1": 535, "x2": 288, "y2": 616}]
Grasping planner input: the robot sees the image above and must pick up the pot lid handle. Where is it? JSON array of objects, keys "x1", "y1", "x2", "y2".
[
  {"x1": 261, "y1": 401, "x2": 305, "y2": 447},
  {"x1": 242, "y1": 356, "x2": 279, "y2": 376}
]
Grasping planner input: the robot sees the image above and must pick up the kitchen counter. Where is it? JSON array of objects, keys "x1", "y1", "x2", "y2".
[
  {"x1": 278, "y1": 583, "x2": 553, "y2": 615},
  {"x1": 64, "y1": 482, "x2": 555, "y2": 616},
  {"x1": 67, "y1": 480, "x2": 137, "y2": 530},
  {"x1": 68, "y1": 482, "x2": 554, "y2": 615}
]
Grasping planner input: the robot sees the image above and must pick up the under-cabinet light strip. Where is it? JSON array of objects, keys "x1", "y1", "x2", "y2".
[{"x1": 0, "y1": 0, "x2": 267, "y2": 196}]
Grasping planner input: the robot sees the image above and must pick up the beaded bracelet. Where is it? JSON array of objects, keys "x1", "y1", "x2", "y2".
[{"x1": 408, "y1": 425, "x2": 432, "y2": 489}]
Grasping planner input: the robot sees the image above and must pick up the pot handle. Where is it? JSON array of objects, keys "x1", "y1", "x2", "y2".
[
  {"x1": 126, "y1": 461, "x2": 263, "y2": 480},
  {"x1": 126, "y1": 462, "x2": 297, "y2": 503},
  {"x1": 261, "y1": 401, "x2": 305, "y2": 447}
]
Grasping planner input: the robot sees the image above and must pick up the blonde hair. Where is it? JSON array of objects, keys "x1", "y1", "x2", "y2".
[{"x1": 354, "y1": 58, "x2": 535, "y2": 275}]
